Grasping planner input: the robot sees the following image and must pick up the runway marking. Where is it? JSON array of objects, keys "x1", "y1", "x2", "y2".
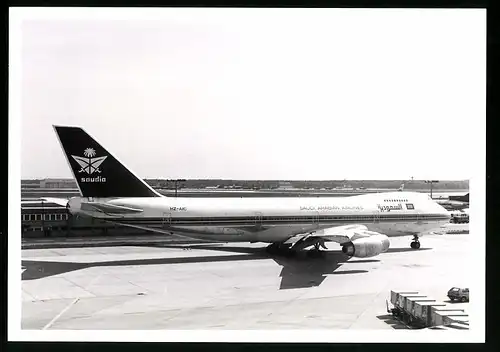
[{"x1": 42, "y1": 297, "x2": 80, "y2": 330}]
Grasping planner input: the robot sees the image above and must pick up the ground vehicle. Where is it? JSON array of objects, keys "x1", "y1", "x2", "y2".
[
  {"x1": 450, "y1": 213, "x2": 469, "y2": 224},
  {"x1": 447, "y1": 287, "x2": 469, "y2": 302}
]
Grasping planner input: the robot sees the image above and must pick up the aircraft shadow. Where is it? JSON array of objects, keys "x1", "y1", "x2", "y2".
[
  {"x1": 149, "y1": 243, "x2": 372, "y2": 289},
  {"x1": 22, "y1": 244, "x2": 372, "y2": 289},
  {"x1": 443, "y1": 299, "x2": 468, "y2": 304},
  {"x1": 21, "y1": 253, "x2": 268, "y2": 282},
  {"x1": 383, "y1": 247, "x2": 432, "y2": 253}
]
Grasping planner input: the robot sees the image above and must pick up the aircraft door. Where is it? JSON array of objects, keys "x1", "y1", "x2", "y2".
[
  {"x1": 312, "y1": 211, "x2": 320, "y2": 228},
  {"x1": 373, "y1": 210, "x2": 381, "y2": 224},
  {"x1": 254, "y1": 212, "x2": 263, "y2": 229},
  {"x1": 162, "y1": 212, "x2": 172, "y2": 228},
  {"x1": 416, "y1": 211, "x2": 426, "y2": 223}
]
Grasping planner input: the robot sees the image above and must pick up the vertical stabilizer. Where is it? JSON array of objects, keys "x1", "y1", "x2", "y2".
[{"x1": 53, "y1": 125, "x2": 161, "y2": 198}]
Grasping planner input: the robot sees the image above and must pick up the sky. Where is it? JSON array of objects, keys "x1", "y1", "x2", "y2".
[{"x1": 15, "y1": 8, "x2": 485, "y2": 180}]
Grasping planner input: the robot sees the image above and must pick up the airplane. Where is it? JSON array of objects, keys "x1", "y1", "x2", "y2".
[
  {"x1": 46, "y1": 125, "x2": 451, "y2": 258},
  {"x1": 434, "y1": 193, "x2": 469, "y2": 211},
  {"x1": 435, "y1": 199, "x2": 469, "y2": 211}
]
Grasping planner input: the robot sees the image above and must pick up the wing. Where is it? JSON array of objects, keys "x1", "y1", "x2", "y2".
[
  {"x1": 283, "y1": 224, "x2": 388, "y2": 252},
  {"x1": 285, "y1": 224, "x2": 375, "y2": 245},
  {"x1": 314, "y1": 224, "x2": 383, "y2": 244}
]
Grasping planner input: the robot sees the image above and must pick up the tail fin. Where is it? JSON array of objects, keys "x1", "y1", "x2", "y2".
[{"x1": 53, "y1": 125, "x2": 161, "y2": 198}]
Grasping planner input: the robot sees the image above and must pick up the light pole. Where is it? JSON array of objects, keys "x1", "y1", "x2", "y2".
[
  {"x1": 168, "y1": 179, "x2": 187, "y2": 197},
  {"x1": 425, "y1": 180, "x2": 439, "y2": 199}
]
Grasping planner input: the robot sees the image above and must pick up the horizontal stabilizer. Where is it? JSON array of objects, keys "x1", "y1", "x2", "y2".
[
  {"x1": 80, "y1": 202, "x2": 144, "y2": 215},
  {"x1": 102, "y1": 220, "x2": 216, "y2": 242},
  {"x1": 41, "y1": 197, "x2": 70, "y2": 207}
]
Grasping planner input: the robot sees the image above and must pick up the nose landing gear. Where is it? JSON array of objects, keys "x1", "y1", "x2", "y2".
[{"x1": 410, "y1": 235, "x2": 421, "y2": 249}]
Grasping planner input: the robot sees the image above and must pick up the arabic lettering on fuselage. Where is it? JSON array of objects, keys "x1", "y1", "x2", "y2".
[
  {"x1": 300, "y1": 205, "x2": 364, "y2": 211},
  {"x1": 377, "y1": 203, "x2": 403, "y2": 212}
]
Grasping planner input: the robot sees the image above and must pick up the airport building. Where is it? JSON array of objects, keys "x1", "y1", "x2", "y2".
[
  {"x1": 21, "y1": 200, "x2": 151, "y2": 238},
  {"x1": 20, "y1": 179, "x2": 151, "y2": 238}
]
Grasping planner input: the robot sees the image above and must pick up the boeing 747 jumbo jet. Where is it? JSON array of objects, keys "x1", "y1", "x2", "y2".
[{"x1": 46, "y1": 126, "x2": 451, "y2": 258}]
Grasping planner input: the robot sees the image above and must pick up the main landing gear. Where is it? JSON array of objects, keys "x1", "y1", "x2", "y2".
[
  {"x1": 266, "y1": 241, "x2": 326, "y2": 258},
  {"x1": 410, "y1": 235, "x2": 421, "y2": 249},
  {"x1": 265, "y1": 242, "x2": 296, "y2": 257},
  {"x1": 306, "y1": 242, "x2": 326, "y2": 258}
]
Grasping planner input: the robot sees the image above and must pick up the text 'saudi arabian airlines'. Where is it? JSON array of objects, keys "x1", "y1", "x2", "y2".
[{"x1": 49, "y1": 126, "x2": 451, "y2": 258}]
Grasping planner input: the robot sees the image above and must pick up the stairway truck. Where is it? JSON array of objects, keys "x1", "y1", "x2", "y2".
[
  {"x1": 432, "y1": 310, "x2": 469, "y2": 327},
  {"x1": 390, "y1": 290, "x2": 419, "y2": 307},
  {"x1": 414, "y1": 302, "x2": 447, "y2": 327}
]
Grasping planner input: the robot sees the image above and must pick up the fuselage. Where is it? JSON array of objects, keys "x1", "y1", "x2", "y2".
[{"x1": 67, "y1": 191, "x2": 451, "y2": 243}]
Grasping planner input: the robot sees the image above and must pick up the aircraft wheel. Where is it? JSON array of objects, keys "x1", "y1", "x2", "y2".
[
  {"x1": 410, "y1": 241, "x2": 421, "y2": 249},
  {"x1": 461, "y1": 296, "x2": 467, "y2": 302}
]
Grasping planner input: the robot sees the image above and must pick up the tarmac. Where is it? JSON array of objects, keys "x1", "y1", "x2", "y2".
[{"x1": 21, "y1": 231, "x2": 472, "y2": 330}]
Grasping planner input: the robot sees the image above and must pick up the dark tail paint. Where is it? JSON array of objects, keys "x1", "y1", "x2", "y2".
[{"x1": 53, "y1": 126, "x2": 160, "y2": 198}]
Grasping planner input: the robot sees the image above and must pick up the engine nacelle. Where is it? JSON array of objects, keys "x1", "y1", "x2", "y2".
[
  {"x1": 369, "y1": 234, "x2": 390, "y2": 253},
  {"x1": 342, "y1": 234, "x2": 390, "y2": 258}
]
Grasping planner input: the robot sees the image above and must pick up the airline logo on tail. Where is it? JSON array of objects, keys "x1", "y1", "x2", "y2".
[{"x1": 71, "y1": 148, "x2": 107, "y2": 183}]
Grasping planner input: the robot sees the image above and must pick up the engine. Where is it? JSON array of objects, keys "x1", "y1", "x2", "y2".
[{"x1": 341, "y1": 234, "x2": 390, "y2": 258}]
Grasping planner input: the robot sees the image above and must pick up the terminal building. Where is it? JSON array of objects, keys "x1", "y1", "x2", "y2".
[{"x1": 21, "y1": 199, "x2": 151, "y2": 238}]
